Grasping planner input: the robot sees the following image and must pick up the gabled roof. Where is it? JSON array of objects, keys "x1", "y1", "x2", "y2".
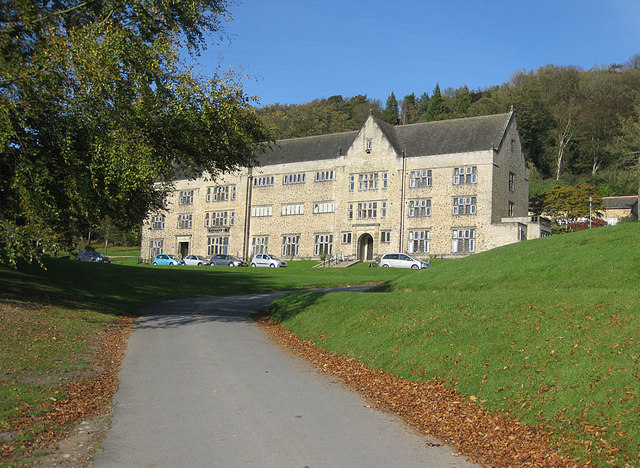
[
  {"x1": 257, "y1": 112, "x2": 514, "y2": 166},
  {"x1": 396, "y1": 112, "x2": 513, "y2": 157},
  {"x1": 257, "y1": 130, "x2": 358, "y2": 166}
]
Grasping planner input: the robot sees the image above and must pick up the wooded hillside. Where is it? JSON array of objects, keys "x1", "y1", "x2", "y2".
[{"x1": 258, "y1": 56, "x2": 640, "y2": 197}]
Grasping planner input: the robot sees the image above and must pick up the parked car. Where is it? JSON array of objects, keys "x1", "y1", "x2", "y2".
[
  {"x1": 151, "y1": 254, "x2": 183, "y2": 266},
  {"x1": 183, "y1": 254, "x2": 209, "y2": 266},
  {"x1": 209, "y1": 254, "x2": 248, "y2": 267},
  {"x1": 379, "y1": 253, "x2": 429, "y2": 269},
  {"x1": 77, "y1": 251, "x2": 110, "y2": 263},
  {"x1": 250, "y1": 254, "x2": 287, "y2": 268}
]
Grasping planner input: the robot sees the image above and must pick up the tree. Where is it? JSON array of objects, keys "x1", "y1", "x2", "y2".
[
  {"x1": 542, "y1": 184, "x2": 602, "y2": 233},
  {"x1": 453, "y1": 85, "x2": 472, "y2": 115},
  {"x1": 0, "y1": 0, "x2": 271, "y2": 266},
  {"x1": 425, "y1": 84, "x2": 444, "y2": 121},
  {"x1": 382, "y1": 92, "x2": 399, "y2": 125},
  {"x1": 400, "y1": 93, "x2": 417, "y2": 125}
]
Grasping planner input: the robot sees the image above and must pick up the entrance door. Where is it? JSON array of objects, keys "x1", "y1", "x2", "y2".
[
  {"x1": 357, "y1": 234, "x2": 374, "y2": 261},
  {"x1": 179, "y1": 242, "x2": 189, "y2": 258}
]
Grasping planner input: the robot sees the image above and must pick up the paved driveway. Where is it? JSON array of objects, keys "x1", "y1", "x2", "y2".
[{"x1": 94, "y1": 291, "x2": 477, "y2": 467}]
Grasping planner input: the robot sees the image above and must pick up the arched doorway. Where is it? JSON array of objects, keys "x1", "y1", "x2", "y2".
[{"x1": 357, "y1": 233, "x2": 374, "y2": 261}]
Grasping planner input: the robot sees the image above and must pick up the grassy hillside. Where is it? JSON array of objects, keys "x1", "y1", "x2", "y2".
[{"x1": 267, "y1": 223, "x2": 640, "y2": 466}]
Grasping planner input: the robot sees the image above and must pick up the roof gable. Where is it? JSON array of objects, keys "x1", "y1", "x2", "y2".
[{"x1": 256, "y1": 112, "x2": 513, "y2": 166}]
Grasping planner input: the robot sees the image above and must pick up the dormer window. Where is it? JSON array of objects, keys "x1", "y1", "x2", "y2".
[{"x1": 366, "y1": 139, "x2": 372, "y2": 153}]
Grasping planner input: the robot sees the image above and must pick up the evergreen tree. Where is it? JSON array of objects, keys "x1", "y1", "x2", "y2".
[
  {"x1": 425, "y1": 84, "x2": 444, "y2": 121},
  {"x1": 401, "y1": 93, "x2": 418, "y2": 124},
  {"x1": 382, "y1": 92, "x2": 399, "y2": 124}
]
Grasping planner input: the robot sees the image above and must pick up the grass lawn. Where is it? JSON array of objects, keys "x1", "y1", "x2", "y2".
[
  {"x1": 267, "y1": 223, "x2": 640, "y2": 466},
  {"x1": 0, "y1": 258, "x2": 405, "y2": 464}
]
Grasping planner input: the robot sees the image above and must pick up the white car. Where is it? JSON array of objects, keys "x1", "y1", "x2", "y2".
[
  {"x1": 379, "y1": 253, "x2": 429, "y2": 269},
  {"x1": 250, "y1": 254, "x2": 287, "y2": 268},
  {"x1": 183, "y1": 254, "x2": 208, "y2": 266}
]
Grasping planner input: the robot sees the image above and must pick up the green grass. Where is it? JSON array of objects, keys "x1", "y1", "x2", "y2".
[
  {"x1": 267, "y1": 223, "x2": 640, "y2": 466},
  {"x1": 0, "y1": 258, "x2": 406, "y2": 464}
]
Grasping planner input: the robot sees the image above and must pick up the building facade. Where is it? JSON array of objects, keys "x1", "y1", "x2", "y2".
[{"x1": 141, "y1": 112, "x2": 549, "y2": 262}]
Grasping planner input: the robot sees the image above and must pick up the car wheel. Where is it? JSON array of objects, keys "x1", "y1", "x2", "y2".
[
  {"x1": 382, "y1": 264, "x2": 390, "y2": 268},
  {"x1": 197, "y1": 262, "x2": 202, "y2": 266},
  {"x1": 228, "y1": 262, "x2": 234, "y2": 267},
  {"x1": 269, "y1": 263, "x2": 276, "y2": 268},
  {"x1": 152, "y1": 262, "x2": 157, "y2": 265},
  {"x1": 251, "y1": 263, "x2": 257, "y2": 267},
  {"x1": 411, "y1": 264, "x2": 419, "y2": 270}
]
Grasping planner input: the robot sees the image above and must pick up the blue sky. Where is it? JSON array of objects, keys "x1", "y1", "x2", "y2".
[{"x1": 191, "y1": 0, "x2": 640, "y2": 107}]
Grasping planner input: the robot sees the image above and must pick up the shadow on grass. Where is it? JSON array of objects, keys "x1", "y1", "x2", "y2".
[{"x1": 0, "y1": 258, "x2": 282, "y2": 319}]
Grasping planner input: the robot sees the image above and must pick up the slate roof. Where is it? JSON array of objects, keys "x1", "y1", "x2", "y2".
[
  {"x1": 601, "y1": 196, "x2": 638, "y2": 210},
  {"x1": 257, "y1": 112, "x2": 514, "y2": 166},
  {"x1": 395, "y1": 112, "x2": 513, "y2": 157},
  {"x1": 257, "y1": 131, "x2": 358, "y2": 166}
]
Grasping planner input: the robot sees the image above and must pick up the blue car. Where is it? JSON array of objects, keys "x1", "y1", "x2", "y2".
[{"x1": 151, "y1": 254, "x2": 183, "y2": 266}]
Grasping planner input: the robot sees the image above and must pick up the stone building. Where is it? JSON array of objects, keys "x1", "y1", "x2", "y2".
[{"x1": 140, "y1": 111, "x2": 549, "y2": 262}]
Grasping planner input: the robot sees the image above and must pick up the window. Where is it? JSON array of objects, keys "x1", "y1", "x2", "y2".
[
  {"x1": 358, "y1": 173, "x2": 379, "y2": 191},
  {"x1": 208, "y1": 185, "x2": 236, "y2": 202},
  {"x1": 408, "y1": 199, "x2": 431, "y2": 217},
  {"x1": 381, "y1": 231, "x2": 391, "y2": 243},
  {"x1": 283, "y1": 173, "x2": 306, "y2": 185},
  {"x1": 207, "y1": 236, "x2": 229, "y2": 256},
  {"x1": 313, "y1": 201, "x2": 335, "y2": 214},
  {"x1": 282, "y1": 235, "x2": 300, "y2": 257},
  {"x1": 150, "y1": 214, "x2": 165, "y2": 230},
  {"x1": 314, "y1": 234, "x2": 333, "y2": 257},
  {"x1": 348, "y1": 204, "x2": 354, "y2": 220},
  {"x1": 149, "y1": 239, "x2": 163, "y2": 257},
  {"x1": 408, "y1": 230, "x2": 430, "y2": 253},
  {"x1": 509, "y1": 172, "x2": 515, "y2": 192},
  {"x1": 453, "y1": 166, "x2": 477, "y2": 185},
  {"x1": 366, "y1": 139, "x2": 372, "y2": 153},
  {"x1": 382, "y1": 173, "x2": 388, "y2": 189},
  {"x1": 453, "y1": 196, "x2": 477, "y2": 215},
  {"x1": 251, "y1": 206, "x2": 272, "y2": 217},
  {"x1": 452, "y1": 229, "x2": 476, "y2": 253},
  {"x1": 381, "y1": 201, "x2": 387, "y2": 219},
  {"x1": 252, "y1": 236, "x2": 268, "y2": 255},
  {"x1": 281, "y1": 203, "x2": 304, "y2": 216},
  {"x1": 409, "y1": 170, "x2": 432, "y2": 188},
  {"x1": 508, "y1": 201, "x2": 515, "y2": 217},
  {"x1": 178, "y1": 190, "x2": 194, "y2": 205},
  {"x1": 357, "y1": 202, "x2": 377, "y2": 219},
  {"x1": 315, "y1": 170, "x2": 334, "y2": 182},
  {"x1": 253, "y1": 175, "x2": 274, "y2": 187},
  {"x1": 342, "y1": 232, "x2": 352, "y2": 244},
  {"x1": 177, "y1": 213, "x2": 192, "y2": 229},
  {"x1": 349, "y1": 175, "x2": 355, "y2": 192},
  {"x1": 206, "y1": 211, "x2": 235, "y2": 227}
]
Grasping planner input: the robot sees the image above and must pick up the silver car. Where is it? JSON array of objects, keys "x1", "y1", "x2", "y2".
[
  {"x1": 183, "y1": 254, "x2": 208, "y2": 266},
  {"x1": 379, "y1": 253, "x2": 429, "y2": 269},
  {"x1": 209, "y1": 254, "x2": 248, "y2": 267},
  {"x1": 250, "y1": 254, "x2": 287, "y2": 268}
]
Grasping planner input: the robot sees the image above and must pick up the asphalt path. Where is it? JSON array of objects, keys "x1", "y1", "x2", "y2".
[{"x1": 94, "y1": 289, "x2": 478, "y2": 468}]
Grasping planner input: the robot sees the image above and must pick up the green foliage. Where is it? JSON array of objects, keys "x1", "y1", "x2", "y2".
[
  {"x1": 257, "y1": 95, "x2": 382, "y2": 139},
  {"x1": 381, "y1": 92, "x2": 399, "y2": 124},
  {"x1": 425, "y1": 83, "x2": 444, "y2": 121},
  {"x1": 269, "y1": 223, "x2": 640, "y2": 465},
  {"x1": 0, "y1": 0, "x2": 271, "y2": 266},
  {"x1": 542, "y1": 184, "x2": 602, "y2": 233}
]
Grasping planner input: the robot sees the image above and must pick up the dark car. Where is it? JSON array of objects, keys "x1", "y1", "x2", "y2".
[
  {"x1": 77, "y1": 251, "x2": 111, "y2": 263},
  {"x1": 209, "y1": 254, "x2": 248, "y2": 267}
]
